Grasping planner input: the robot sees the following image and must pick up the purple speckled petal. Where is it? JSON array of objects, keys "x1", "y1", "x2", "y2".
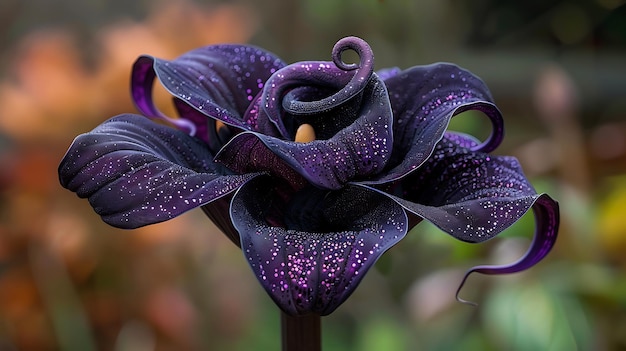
[
  {"x1": 376, "y1": 134, "x2": 558, "y2": 300},
  {"x1": 231, "y1": 176, "x2": 408, "y2": 315},
  {"x1": 58, "y1": 114, "x2": 256, "y2": 228},
  {"x1": 386, "y1": 135, "x2": 551, "y2": 243},
  {"x1": 216, "y1": 75, "x2": 393, "y2": 190},
  {"x1": 131, "y1": 44, "x2": 286, "y2": 137},
  {"x1": 366, "y1": 63, "x2": 504, "y2": 185},
  {"x1": 455, "y1": 194, "x2": 559, "y2": 304},
  {"x1": 259, "y1": 36, "x2": 375, "y2": 139}
]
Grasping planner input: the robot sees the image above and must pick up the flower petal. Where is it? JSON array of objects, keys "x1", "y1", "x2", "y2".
[
  {"x1": 259, "y1": 36, "x2": 375, "y2": 139},
  {"x1": 231, "y1": 176, "x2": 408, "y2": 315},
  {"x1": 131, "y1": 44, "x2": 286, "y2": 134},
  {"x1": 368, "y1": 63, "x2": 504, "y2": 184},
  {"x1": 216, "y1": 75, "x2": 394, "y2": 190},
  {"x1": 201, "y1": 196, "x2": 241, "y2": 246},
  {"x1": 58, "y1": 114, "x2": 256, "y2": 228},
  {"x1": 455, "y1": 194, "x2": 559, "y2": 304},
  {"x1": 387, "y1": 135, "x2": 549, "y2": 243},
  {"x1": 381, "y1": 134, "x2": 559, "y2": 301}
]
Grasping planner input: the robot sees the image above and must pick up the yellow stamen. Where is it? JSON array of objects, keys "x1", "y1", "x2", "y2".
[
  {"x1": 295, "y1": 124, "x2": 316, "y2": 143},
  {"x1": 215, "y1": 120, "x2": 227, "y2": 133}
]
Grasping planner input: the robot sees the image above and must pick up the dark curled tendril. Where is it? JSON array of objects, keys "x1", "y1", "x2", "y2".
[
  {"x1": 455, "y1": 195, "x2": 559, "y2": 306},
  {"x1": 466, "y1": 103, "x2": 505, "y2": 154},
  {"x1": 131, "y1": 57, "x2": 198, "y2": 135},
  {"x1": 274, "y1": 36, "x2": 375, "y2": 116},
  {"x1": 331, "y1": 36, "x2": 373, "y2": 72}
]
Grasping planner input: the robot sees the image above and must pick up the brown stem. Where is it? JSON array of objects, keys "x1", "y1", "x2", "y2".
[{"x1": 281, "y1": 311, "x2": 321, "y2": 351}]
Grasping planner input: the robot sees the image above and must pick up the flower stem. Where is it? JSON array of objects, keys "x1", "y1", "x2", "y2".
[{"x1": 281, "y1": 311, "x2": 321, "y2": 351}]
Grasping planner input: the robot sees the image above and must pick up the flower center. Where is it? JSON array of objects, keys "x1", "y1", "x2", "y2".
[
  {"x1": 281, "y1": 37, "x2": 375, "y2": 116},
  {"x1": 215, "y1": 120, "x2": 232, "y2": 143},
  {"x1": 206, "y1": 119, "x2": 235, "y2": 153},
  {"x1": 215, "y1": 120, "x2": 227, "y2": 134},
  {"x1": 295, "y1": 124, "x2": 316, "y2": 143}
]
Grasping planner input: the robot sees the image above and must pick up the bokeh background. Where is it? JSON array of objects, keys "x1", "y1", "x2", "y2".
[{"x1": 1, "y1": 0, "x2": 626, "y2": 350}]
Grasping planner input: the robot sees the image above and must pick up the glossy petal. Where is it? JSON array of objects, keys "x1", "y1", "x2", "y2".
[
  {"x1": 455, "y1": 194, "x2": 559, "y2": 304},
  {"x1": 131, "y1": 44, "x2": 286, "y2": 136},
  {"x1": 259, "y1": 36, "x2": 375, "y2": 139},
  {"x1": 381, "y1": 133, "x2": 559, "y2": 301},
  {"x1": 216, "y1": 75, "x2": 394, "y2": 190},
  {"x1": 366, "y1": 63, "x2": 504, "y2": 185},
  {"x1": 231, "y1": 176, "x2": 408, "y2": 315},
  {"x1": 58, "y1": 114, "x2": 256, "y2": 228},
  {"x1": 387, "y1": 134, "x2": 551, "y2": 243}
]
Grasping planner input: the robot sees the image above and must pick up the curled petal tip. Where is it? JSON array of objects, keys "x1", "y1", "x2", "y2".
[
  {"x1": 454, "y1": 194, "x2": 559, "y2": 305},
  {"x1": 457, "y1": 297, "x2": 478, "y2": 308},
  {"x1": 331, "y1": 36, "x2": 374, "y2": 71},
  {"x1": 467, "y1": 102, "x2": 504, "y2": 154},
  {"x1": 455, "y1": 269, "x2": 478, "y2": 307},
  {"x1": 265, "y1": 36, "x2": 377, "y2": 125}
]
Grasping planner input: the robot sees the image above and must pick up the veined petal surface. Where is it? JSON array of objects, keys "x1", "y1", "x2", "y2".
[
  {"x1": 376, "y1": 133, "x2": 558, "y2": 300},
  {"x1": 367, "y1": 63, "x2": 505, "y2": 185},
  {"x1": 59, "y1": 114, "x2": 256, "y2": 228},
  {"x1": 231, "y1": 176, "x2": 408, "y2": 315},
  {"x1": 131, "y1": 44, "x2": 286, "y2": 136},
  {"x1": 217, "y1": 75, "x2": 393, "y2": 190}
]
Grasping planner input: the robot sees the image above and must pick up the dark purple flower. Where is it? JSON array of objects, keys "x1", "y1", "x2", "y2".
[{"x1": 59, "y1": 37, "x2": 559, "y2": 316}]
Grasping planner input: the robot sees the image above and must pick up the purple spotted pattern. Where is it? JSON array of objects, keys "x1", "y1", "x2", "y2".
[
  {"x1": 232, "y1": 177, "x2": 407, "y2": 315},
  {"x1": 59, "y1": 37, "x2": 559, "y2": 316}
]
